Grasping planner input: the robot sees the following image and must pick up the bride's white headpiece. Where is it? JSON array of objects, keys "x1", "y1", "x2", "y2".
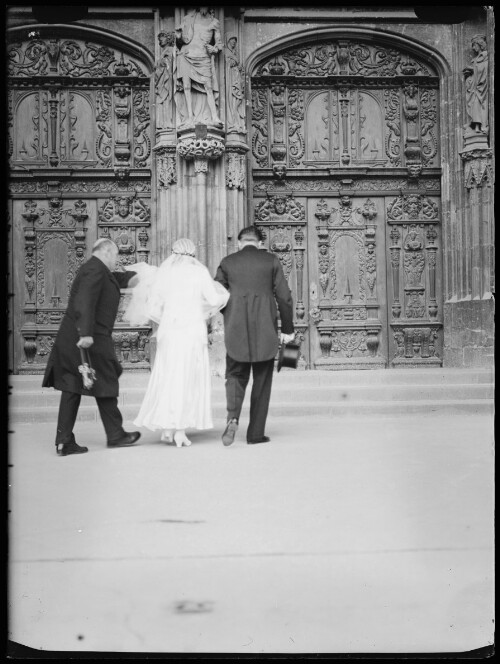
[
  {"x1": 171, "y1": 238, "x2": 196, "y2": 257},
  {"x1": 122, "y1": 236, "x2": 228, "y2": 326}
]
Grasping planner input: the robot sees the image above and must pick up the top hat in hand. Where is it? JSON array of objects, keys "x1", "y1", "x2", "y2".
[{"x1": 277, "y1": 340, "x2": 301, "y2": 372}]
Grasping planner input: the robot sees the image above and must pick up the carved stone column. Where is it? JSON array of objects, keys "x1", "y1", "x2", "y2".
[
  {"x1": 223, "y1": 16, "x2": 249, "y2": 253},
  {"x1": 444, "y1": 26, "x2": 494, "y2": 368},
  {"x1": 177, "y1": 126, "x2": 225, "y2": 266}
]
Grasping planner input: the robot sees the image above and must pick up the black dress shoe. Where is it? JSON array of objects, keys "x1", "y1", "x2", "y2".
[
  {"x1": 57, "y1": 441, "x2": 89, "y2": 456},
  {"x1": 247, "y1": 436, "x2": 270, "y2": 444},
  {"x1": 107, "y1": 431, "x2": 141, "y2": 448},
  {"x1": 222, "y1": 419, "x2": 238, "y2": 446}
]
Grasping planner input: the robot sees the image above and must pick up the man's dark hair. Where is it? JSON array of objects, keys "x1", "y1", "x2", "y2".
[{"x1": 238, "y1": 226, "x2": 261, "y2": 242}]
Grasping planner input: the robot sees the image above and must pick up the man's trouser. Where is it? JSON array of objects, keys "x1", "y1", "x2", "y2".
[
  {"x1": 55, "y1": 391, "x2": 125, "y2": 446},
  {"x1": 225, "y1": 355, "x2": 274, "y2": 441}
]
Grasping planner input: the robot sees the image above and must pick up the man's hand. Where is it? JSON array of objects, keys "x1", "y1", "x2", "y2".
[
  {"x1": 280, "y1": 333, "x2": 295, "y2": 344},
  {"x1": 77, "y1": 336, "x2": 94, "y2": 349}
]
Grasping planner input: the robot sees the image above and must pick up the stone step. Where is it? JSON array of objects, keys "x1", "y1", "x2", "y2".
[
  {"x1": 9, "y1": 399, "x2": 493, "y2": 424},
  {"x1": 8, "y1": 367, "x2": 494, "y2": 389},
  {"x1": 8, "y1": 382, "x2": 494, "y2": 409},
  {"x1": 9, "y1": 368, "x2": 494, "y2": 423}
]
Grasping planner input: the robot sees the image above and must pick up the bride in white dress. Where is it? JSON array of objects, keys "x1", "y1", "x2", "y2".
[{"x1": 123, "y1": 238, "x2": 229, "y2": 447}]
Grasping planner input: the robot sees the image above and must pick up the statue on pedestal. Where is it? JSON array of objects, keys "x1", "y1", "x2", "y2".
[
  {"x1": 155, "y1": 31, "x2": 175, "y2": 130},
  {"x1": 174, "y1": 7, "x2": 223, "y2": 129},
  {"x1": 463, "y1": 35, "x2": 489, "y2": 138}
]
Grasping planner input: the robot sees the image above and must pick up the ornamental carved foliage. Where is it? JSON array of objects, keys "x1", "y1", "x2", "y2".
[
  {"x1": 332, "y1": 195, "x2": 365, "y2": 226},
  {"x1": 331, "y1": 330, "x2": 368, "y2": 358},
  {"x1": 251, "y1": 88, "x2": 269, "y2": 167},
  {"x1": 384, "y1": 88, "x2": 402, "y2": 166},
  {"x1": 8, "y1": 39, "x2": 146, "y2": 78},
  {"x1": 269, "y1": 226, "x2": 294, "y2": 281},
  {"x1": 419, "y1": 88, "x2": 438, "y2": 166},
  {"x1": 38, "y1": 196, "x2": 75, "y2": 227},
  {"x1": 96, "y1": 90, "x2": 113, "y2": 167},
  {"x1": 288, "y1": 88, "x2": 305, "y2": 167},
  {"x1": 252, "y1": 177, "x2": 441, "y2": 193},
  {"x1": 254, "y1": 194, "x2": 305, "y2": 223},
  {"x1": 255, "y1": 41, "x2": 436, "y2": 78},
  {"x1": 133, "y1": 90, "x2": 151, "y2": 168},
  {"x1": 330, "y1": 307, "x2": 367, "y2": 321}
]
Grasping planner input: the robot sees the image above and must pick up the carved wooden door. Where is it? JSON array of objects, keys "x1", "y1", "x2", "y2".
[
  {"x1": 8, "y1": 31, "x2": 153, "y2": 373},
  {"x1": 251, "y1": 39, "x2": 443, "y2": 369}
]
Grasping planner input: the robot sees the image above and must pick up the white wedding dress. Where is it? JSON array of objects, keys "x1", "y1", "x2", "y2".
[{"x1": 123, "y1": 256, "x2": 229, "y2": 432}]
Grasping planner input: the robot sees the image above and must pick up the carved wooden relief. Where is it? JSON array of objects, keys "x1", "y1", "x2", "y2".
[
  {"x1": 254, "y1": 194, "x2": 307, "y2": 327},
  {"x1": 98, "y1": 195, "x2": 152, "y2": 265},
  {"x1": 9, "y1": 32, "x2": 153, "y2": 373},
  {"x1": 249, "y1": 36, "x2": 442, "y2": 370},
  {"x1": 387, "y1": 194, "x2": 442, "y2": 366},
  {"x1": 251, "y1": 88, "x2": 269, "y2": 168},
  {"x1": 8, "y1": 39, "x2": 147, "y2": 78},
  {"x1": 309, "y1": 195, "x2": 384, "y2": 367},
  {"x1": 255, "y1": 41, "x2": 437, "y2": 77}
]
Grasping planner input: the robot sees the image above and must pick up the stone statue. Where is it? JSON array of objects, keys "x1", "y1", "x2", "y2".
[
  {"x1": 224, "y1": 35, "x2": 246, "y2": 133},
  {"x1": 174, "y1": 7, "x2": 223, "y2": 128},
  {"x1": 155, "y1": 31, "x2": 175, "y2": 130},
  {"x1": 463, "y1": 35, "x2": 489, "y2": 135}
]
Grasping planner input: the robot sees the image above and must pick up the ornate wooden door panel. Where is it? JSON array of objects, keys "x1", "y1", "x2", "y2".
[
  {"x1": 8, "y1": 33, "x2": 153, "y2": 373},
  {"x1": 251, "y1": 38, "x2": 443, "y2": 369}
]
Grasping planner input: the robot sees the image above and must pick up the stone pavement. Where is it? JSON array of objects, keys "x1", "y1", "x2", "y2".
[{"x1": 8, "y1": 400, "x2": 494, "y2": 655}]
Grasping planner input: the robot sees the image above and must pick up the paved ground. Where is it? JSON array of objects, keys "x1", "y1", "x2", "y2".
[{"x1": 8, "y1": 410, "x2": 494, "y2": 654}]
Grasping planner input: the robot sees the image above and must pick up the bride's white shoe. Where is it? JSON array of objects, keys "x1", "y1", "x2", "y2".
[
  {"x1": 174, "y1": 431, "x2": 191, "y2": 447},
  {"x1": 161, "y1": 429, "x2": 174, "y2": 443}
]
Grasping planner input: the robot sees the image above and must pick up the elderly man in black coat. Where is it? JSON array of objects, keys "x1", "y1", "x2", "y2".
[
  {"x1": 43, "y1": 238, "x2": 141, "y2": 456},
  {"x1": 215, "y1": 226, "x2": 295, "y2": 446}
]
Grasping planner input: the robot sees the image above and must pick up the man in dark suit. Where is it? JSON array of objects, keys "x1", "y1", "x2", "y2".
[
  {"x1": 215, "y1": 226, "x2": 295, "y2": 445},
  {"x1": 43, "y1": 238, "x2": 141, "y2": 456}
]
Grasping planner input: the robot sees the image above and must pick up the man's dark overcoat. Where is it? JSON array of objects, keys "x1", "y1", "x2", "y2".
[
  {"x1": 215, "y1": 245, "x2": 294, "y2": 363},
  {"x1": 42, "y1": 255, "x2": 135, "y2": 397}
]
